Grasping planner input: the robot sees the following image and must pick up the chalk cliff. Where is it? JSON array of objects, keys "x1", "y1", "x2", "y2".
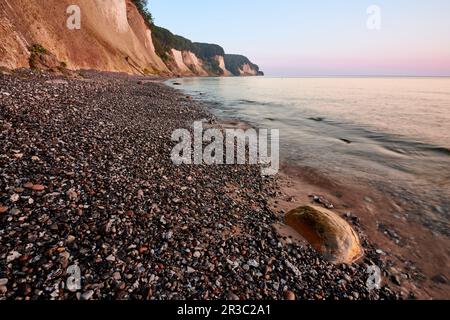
[{"x1": 0, "y1": 0, "x2": 263, "y2": 77}]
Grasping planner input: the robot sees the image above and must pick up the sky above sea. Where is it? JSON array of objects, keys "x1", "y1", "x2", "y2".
[{"x1": 150, "y1": 0, "x2": 450, "y2": 77}]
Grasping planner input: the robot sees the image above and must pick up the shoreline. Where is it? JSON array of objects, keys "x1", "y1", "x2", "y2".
[
  {"x1": 202, "y1": 118, "x2": 450, "y2": 300},
  {"x1": 272, "y1": 164, "x2": 449, "y2": 299},
  {"x1": 0, "y1": 69, "x2": 419, "y2": 300},
  {"x1": 167, "y1": 78, "x2": 450, "y2": 300}
]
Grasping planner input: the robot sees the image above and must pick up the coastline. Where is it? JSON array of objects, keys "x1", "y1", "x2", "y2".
[
  {"x1": 200, "y1": 118, "x2": 450, "y2": 300},
  {"x1": 272, "y1": 165, "x2": 450, "y2": 299},
  {"x1": 0, "y1": 69, "x2": 411, "y2": 300},
  {"x1": 167, "y1": 77, "x2": 450, "y2": 300}
]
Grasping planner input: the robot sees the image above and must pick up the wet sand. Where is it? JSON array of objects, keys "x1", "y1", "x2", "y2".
[{"x1": 271, "y1": 163, "x2": 450, "y2": 299}]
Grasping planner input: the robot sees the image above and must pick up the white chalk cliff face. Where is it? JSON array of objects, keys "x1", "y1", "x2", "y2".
[
  {"x1": 215, "y1": 55, "x2": 231, "y2": 76},
  {"x1": 93, "y1": 0, "x2": 129, "y2": 34},
  {"x1": 181, "y1": 51, "x2": 209, "y2": 76},
  {"x1": 168, "y1": 49, "x2": 210, "y2": 76},
  {"x1": 0, "y1": 0, "x2": 168, "y2": 74},
  {"x1": 239, "y1": 63, "x2": 259, "y2": 76},
  {"x1": 170, "y1": 49, "x2": 193, "y2": 75},
  {"x1": 0, "y1": 0, "x2": 261, "y2": 77}
]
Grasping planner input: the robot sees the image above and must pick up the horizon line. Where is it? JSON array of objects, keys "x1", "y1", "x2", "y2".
[{"x1": 260, "y1": 74, "x2": 450, "y2": 78}]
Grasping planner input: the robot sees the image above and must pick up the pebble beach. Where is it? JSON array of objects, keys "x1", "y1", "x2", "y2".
[{"x1": 0, "y1": 70, "x2": 399, "y2": 300}]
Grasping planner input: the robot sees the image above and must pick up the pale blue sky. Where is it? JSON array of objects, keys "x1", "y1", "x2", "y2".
[{"x1": 150, "y1": 0, "x2": 450, "y2": 76}]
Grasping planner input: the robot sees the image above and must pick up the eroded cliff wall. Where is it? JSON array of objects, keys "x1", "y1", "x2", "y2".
[
  {"x1": 0, "y1": 0, "x2": 262, "y2": 77},
  {"x1": 0, "y1": 0, "x2": 168, "y2": 74}
]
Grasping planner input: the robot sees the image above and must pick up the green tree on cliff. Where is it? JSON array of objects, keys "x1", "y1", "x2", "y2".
[{"x1": 132, "y1": 0, "x2": 154, "y2": 25}]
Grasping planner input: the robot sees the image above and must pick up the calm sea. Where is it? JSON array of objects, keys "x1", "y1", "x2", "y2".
[{"x1": 168, "y1": 77, "x2": 450, "y2": 234}]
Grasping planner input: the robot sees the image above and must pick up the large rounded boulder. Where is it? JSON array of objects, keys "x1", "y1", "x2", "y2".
[{"x1": 285, "y1": 205, "x2": 363, "y2": 264}]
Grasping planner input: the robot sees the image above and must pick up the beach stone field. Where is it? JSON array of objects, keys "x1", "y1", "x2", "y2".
[{"x1": 0, "y1": 70, "x2": 399, "y2": 300}]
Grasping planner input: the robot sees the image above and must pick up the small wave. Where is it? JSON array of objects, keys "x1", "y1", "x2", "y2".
[
  {"x1": 374, "y1": 138, "x2": 450, "y2": 158},
  {"x1": 308, "y1": 117, "x2": 325, "y2": 122},
  {"x1": 304, "y1": 115, "x2": 450, "y2": 159},
  {"x1": 236, "y1": 99, "x2": 282, "y2": 108},
  {"x1": 427, "y1": 146, "x2": 450, "y2": 156},
  {"x1": 339, "y1": 138, "x2": 352, "y2": 144},
  {"x1": 239, "y1": 99, "x2": 258, "y2": 104}
]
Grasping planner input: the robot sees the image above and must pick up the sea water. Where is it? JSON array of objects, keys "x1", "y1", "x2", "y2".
[{"x1": 168, "y1": 77, "x2": 450, "y2": 234}]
